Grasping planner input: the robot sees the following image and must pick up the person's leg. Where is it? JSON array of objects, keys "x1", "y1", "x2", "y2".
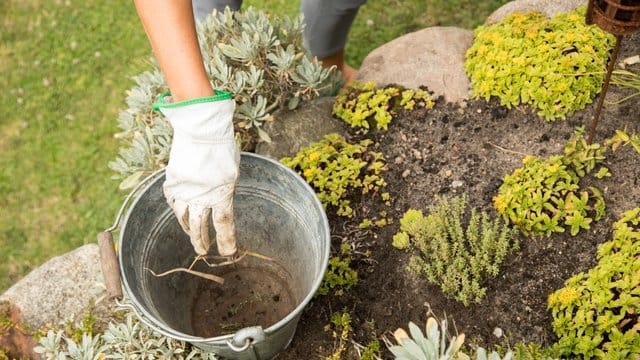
[
  {"x1": 301, "y1": 0, "x2": 366, "y2": 82},
  {"x1": 192, "y1": 0, "x2": 242, "y2": 23}
]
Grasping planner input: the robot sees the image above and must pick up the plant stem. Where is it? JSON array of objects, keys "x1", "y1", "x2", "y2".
[{"x1": 587, "y1": 34, "x2": 623, "y2": 144}]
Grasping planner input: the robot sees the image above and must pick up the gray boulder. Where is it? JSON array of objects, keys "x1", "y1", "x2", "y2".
[
  {"x1": 485, "y1": 0, "x2": 586, "y2": 25},
  {"x1": 355, "y1": 26, "x2": 474, "y2": 104},
  {"x1": 255, "y1": 97, "x2": 347, "y2": 160},
  {"x1": 0, "y1": 244, "x2": 106, "y2": 328}
]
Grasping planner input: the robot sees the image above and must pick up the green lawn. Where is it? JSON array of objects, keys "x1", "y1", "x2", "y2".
[{"x1": 0, "y1": 0, "x2": 508, "y2": 291}]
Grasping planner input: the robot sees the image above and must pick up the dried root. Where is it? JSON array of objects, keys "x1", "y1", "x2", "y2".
[{"x1": 145, "y1": 249, "x2": 275, "y2": 283}]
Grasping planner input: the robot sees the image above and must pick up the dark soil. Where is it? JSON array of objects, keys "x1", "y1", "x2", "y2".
[{"x1": 277, "y1": 33, "x2": 640, "y2": 359}]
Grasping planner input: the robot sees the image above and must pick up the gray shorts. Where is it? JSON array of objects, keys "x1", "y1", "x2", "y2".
[{"x1": 192, "y1": 0, "x2": 366, "y2": 58}]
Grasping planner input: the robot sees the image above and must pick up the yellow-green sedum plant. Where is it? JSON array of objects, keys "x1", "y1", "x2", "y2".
[
  {"x1": 316, "y1": 243, "x2": 358, "y2": 296},
  {"x1": 465, "y1": 7, "x2": 615, "y2": 120},
  {"x1": 493, "y1": 131, "x2": 607, "y2": 236},
  {"x1": 281, "y1": 133, "x2": 389, "y2": 218},
  {"x1": 333, "y1": 81, "x2": 435, "y2": 131},
  {"x1": 109, "y1": 7, "x2": 334, "y2": 189},
  {"x1": 548, "y1": 208, "x2": 640, "y2": 359}
]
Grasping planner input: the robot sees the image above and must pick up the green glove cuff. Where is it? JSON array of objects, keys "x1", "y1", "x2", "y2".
[{"x1": 153, "y1": 90, "x2": 233, "y2": 111}]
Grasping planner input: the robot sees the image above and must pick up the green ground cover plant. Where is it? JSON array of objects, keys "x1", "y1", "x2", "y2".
[
  {"x1": 3, "y1": 0, "x2": 508, "y2": 291},
  {"x1": 465, "y1": 7, "x2": 615, "y2": 120},
  {"x1": 548, "y1": 208, "x2": 640, "y2": 359},
  {"x1": 394, "y1": 195, "x2": 518, "y2": 306}
]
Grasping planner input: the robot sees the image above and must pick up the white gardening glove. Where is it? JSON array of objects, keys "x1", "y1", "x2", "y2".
[{"x1": 154, "y1": 91, "x2": 239, "y2": 257}]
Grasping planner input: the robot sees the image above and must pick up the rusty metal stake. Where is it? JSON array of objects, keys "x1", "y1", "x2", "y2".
[{"x1": 587, "y1": 34, "x2": 623, "y2": 144}]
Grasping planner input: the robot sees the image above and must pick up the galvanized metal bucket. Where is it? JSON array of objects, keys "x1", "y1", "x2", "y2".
[{"x1": 99, "y1": 153, "x2": 330, "y2": 360}]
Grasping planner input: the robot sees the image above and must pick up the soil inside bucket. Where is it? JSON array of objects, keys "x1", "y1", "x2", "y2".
[{"x1": 190, "y1": 264, "x2": 297, "y2": 337}]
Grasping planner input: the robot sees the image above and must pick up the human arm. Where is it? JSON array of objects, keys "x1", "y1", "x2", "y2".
[
  {"x1": 133, "y1": 0, "x2": 213, "y2": 101},
  {"x1": 134, "y1": 0, "x2": 239, "y2": 257}
]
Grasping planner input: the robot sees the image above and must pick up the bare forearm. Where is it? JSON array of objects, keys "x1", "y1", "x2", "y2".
[{"x1": 134, "y1": 0, "x2": 212, "y2": 101}]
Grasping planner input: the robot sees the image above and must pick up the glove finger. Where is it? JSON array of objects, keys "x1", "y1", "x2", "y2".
[
  {"x1": 172, "y1": 199, "x2": 190, "y2": 234},
  {"x1": 188, "y1": 205, "x2": 211, "y2": 256},
  {"x1": 213, "y1": 198, "x2": 237, "y2": 257}
]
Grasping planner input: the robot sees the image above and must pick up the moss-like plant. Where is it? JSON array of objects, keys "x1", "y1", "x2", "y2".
[
  {"x1": 548, "y1": 208, "x2": 640, "y2": 359},
  {"x1": 109, "y1": 7, "x2": 334, "y2": 189},
  {"x1": 396, "y1": 194, "x2": 518, "y2": 306},
  {"x1": 465, "y1": 7, "x2": 615, "y2": 120},
  {"x1": 332, "y1": 81, "x2": 435, "y2": 131},
  {"x1": 281, "y1": 133, "x2": 389, "y2": 218},
  {"x1": 493, "y1": 132, "x2": 607, "y2": 236}
]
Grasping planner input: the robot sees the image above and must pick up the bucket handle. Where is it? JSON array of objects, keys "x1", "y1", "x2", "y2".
[
  {"x1": 98, "y1": 169, "x2": 166, "y2": 300},
  {"x1": 227, "y1": 326, "x2": 266, "y2": 353}
]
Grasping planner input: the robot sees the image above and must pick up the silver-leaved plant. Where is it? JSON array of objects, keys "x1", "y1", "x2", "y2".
[
  {"x1": 34, "y1": 311, "x2": 219, "y2": 359},
  {"x1": 109, "y1": 7, "x2": 336, "y2": 189}
]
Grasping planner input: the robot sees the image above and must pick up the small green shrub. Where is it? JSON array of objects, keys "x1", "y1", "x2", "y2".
[
  {"x1": 109, "y1": 7, "x2": 334, "y2": 188},
  {"x1": 281, "y1": 133, "x2": 389, "y2": 217},
  {"x1": 397, "y1": 194, "x2": 518, "y2": 306},
  {"x1": 493, "y1": 132, "x2": 607, "y2": 236},
  {"x1": 317, "y1": 243, "x2": 358, "y2": 296},
  {"x1": 465, "y1": 7, "x2": 615, "y2": 120},
  {"x1": 332, "y1": 81, "x2": 435, "y2": 131},
  {"x1": 361, "y1": 338, "x2": 382, "y2": 360},
  {"x1": 548, "y1": 208, "x2": 640, "y2": 359},
  {"x1": 325, "y1": 308, "x2": 353, "y2": 360}
]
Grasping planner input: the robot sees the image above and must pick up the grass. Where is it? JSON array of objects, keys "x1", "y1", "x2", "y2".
[{"x1": 0, "y1": 0, "x2": 509, "y2": 292}]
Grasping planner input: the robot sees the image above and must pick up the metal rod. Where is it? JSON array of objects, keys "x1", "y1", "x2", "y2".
[{"x1": 587, "y1": 34, "x2": 624, "y2": 144}]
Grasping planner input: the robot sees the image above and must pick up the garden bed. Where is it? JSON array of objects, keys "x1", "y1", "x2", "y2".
[{"x1": 278, "y1": 33, "x2": 640, "y2": 359}]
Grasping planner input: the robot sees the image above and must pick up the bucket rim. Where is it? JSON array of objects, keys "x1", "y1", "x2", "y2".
[{"x1": 117, "y1": 152, "x2": 331, "y2": 344}]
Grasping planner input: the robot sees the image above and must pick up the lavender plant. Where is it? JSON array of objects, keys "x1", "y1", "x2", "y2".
[{"x1": 109, "y1": 7, "x2": 335, "y2": 189}]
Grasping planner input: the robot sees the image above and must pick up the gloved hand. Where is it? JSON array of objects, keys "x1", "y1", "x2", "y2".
[{"x1": 154, "y1": 91, "x2": 239, "y2": 257}]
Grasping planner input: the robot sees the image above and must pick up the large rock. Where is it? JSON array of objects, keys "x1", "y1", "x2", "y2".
[
  {"x1": 255, "y1": 97, "x2": 347, "y2": 160},
  {"x1": 485, "y1": 0, "x2": 586, "y2": 25},
  {"x1": 0, "y1": 244, "x2": 106, "y2": 328},
  {"x1": 355, "y1": 26, "x2": 473, "y2": 104}
]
